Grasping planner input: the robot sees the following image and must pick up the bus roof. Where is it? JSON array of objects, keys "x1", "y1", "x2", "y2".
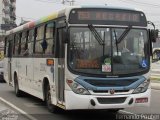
[{"x1": 6, "y1": 5, "x2": 143, "y2": 35}]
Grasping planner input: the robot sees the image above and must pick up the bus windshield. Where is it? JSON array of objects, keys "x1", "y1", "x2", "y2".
[{"x1": 68, "y1": 27, "x2": 149, "y2": 76}]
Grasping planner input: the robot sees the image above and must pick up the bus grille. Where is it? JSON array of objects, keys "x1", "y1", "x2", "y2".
[
  {"x1": 93, "y1": 90, "x2": 129, "y2": 93},
  {"x1": 84, "y1": 79, "x2": 138, "y2": 87},
  {"x1": 97, "y1": 97, "x2": 126, "y2": 104}
]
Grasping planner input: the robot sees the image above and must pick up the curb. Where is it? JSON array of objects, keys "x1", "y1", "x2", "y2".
[{"x1": 151, "y1": 82, "x2": 160, "y2": 90}]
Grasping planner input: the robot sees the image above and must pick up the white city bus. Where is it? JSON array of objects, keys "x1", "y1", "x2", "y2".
[{"x1": 3, "y1": 6, "x2": 157, "y2": 113}]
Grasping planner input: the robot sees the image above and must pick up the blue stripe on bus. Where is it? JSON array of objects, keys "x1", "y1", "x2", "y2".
[{"x1": 75, "y1": 76, "x2": 146, "y2": 91}]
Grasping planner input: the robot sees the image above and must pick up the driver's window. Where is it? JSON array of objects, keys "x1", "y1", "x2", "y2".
[{"x1": 133, "y1": 31, "x2": 146, "y2": 57}]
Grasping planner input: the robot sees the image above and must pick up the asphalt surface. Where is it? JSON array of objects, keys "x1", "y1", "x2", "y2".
[
  {"x1": 0, "y1": 83, "x2": 119, "y2": 120},
  {"x1": 0, "y1": 98, "x2": 30, "y2": 120},
  {"x1": 0, "y1": 82, "x2": 160, "y2": 120}
]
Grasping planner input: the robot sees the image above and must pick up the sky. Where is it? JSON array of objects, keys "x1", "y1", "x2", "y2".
[{"x1": 16, "y1": 0, "x2": 160, "y2": 29}]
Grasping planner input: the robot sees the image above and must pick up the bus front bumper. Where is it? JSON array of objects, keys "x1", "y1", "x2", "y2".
[{"x1": 65, "y1": 89, "x2": 151, "y2": 110}]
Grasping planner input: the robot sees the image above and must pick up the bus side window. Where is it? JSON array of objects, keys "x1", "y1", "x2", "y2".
[
  {"x1": 13, "y1": 35, "x2": 16, "y2": 55},
  {"x1": 35, "y1": 25, "x2": 45, "y2": 55},
  {"x1": 14, "y1": 33, "x2": 21, "y2": 56},
  {"x1": 20, "y1": 31, "x2": 29, "y2": 56},
  {"x1": 4, "y1": 37, "x2": 7, "y2": 57},
  {"x1": 44, "y1": 22, "x2": 55, "y2": 55},
  {"x1": 28, "y1": 29, "x2": 34, "y2": 55},
  {"x1": 5, "y1": 36, "x2": 12, "y2": 57},
  {"x1": 6, "y1": 41, "x2": 9, "y2": 57}
]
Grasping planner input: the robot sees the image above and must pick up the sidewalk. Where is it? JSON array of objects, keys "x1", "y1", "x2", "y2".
[
  {"x1": 150, "y1": 73, "x2": 160, "y2": 90},
  {"x1": 0, "y1": 101, "x2": 29, "y2": 120},
  {"x1": 151, "y1": 61, "x2": 160, "y2": 90},
  {"x1": 151, "y1": 81, "x2": 160, "y2": 90}
]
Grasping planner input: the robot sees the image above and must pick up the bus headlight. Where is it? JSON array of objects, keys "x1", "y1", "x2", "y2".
[
  {"x1": 133, "y1": 79, "x2": 150, "y2": 94},
  {"x1": 66, "y1": 79, "x2": 90, "y2": 95}
]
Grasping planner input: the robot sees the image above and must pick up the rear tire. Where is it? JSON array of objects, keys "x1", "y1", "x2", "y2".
[
  {"x1": 46, "y1": 84, "x2": 60, "y2": 113},
  {"x1": 14, "y1": 74, "x2": 23, "y2": 97}
]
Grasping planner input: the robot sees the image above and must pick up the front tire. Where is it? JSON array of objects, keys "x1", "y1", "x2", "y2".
[
  {"x1": 46, "y1": 84, "x2": 60, "y2": 113},
  {"x1": 14, "y1": 75, "x2": 23, "y2": 97}
]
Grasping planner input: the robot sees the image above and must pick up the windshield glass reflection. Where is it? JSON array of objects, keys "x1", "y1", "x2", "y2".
[{"x1": 68, "y1": 27, "x2": 149, "y2": 76}]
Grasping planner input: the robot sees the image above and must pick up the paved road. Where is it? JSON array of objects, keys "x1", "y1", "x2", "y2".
[
  {"x1": 0, "y1": 99, "x2": 30, "y2": 120},
  {"x1": 0, "y1": 82, "x2": 160, "y2": 120}
]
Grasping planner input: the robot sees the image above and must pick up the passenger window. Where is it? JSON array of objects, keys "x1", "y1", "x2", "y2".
[
  {"x1": 13, "y1": 35, "x2": 16, "y2": 55},
  {"x1": 45, "y1": 22, "x2": 55, "y2": 55},
  {"x1": 14, "y1": 33, "x2": 21, "y2": 55},
  {"x1": 35, "y1": 25, "x2": 45, "y2": 54},
  {"x1": 6, "y1": 41, "x2": 9, "y2": 57},
  {"x1": 20, "y1": 32, "x2": 28, "y2": 56},
  {"x1": 4, "y1": 37, "x2": 7, "y2": 56},
  {"x1": 28, "y1": 30, "x2": 34, "y2": 55}
]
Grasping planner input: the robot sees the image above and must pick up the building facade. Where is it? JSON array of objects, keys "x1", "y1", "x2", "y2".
[
  {"x1": 0, "y1": 0, "x2": 16, "y2": 59},
  {"x1": 0, "y1": 0, "x2": 16, "y2": 36}
]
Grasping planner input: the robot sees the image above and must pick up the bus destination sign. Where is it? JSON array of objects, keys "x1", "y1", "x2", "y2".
[
  {"x1": 78, "y1": 11, "x2": 140, "y2": 22},
  {"x1": 69, "y1": 8, "x2": 147, "y2": 26}
]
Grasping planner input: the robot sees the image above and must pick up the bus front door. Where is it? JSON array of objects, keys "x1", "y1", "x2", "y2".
[{"x1": 56, "y1": 27, "x2": 65, "y2": 103}]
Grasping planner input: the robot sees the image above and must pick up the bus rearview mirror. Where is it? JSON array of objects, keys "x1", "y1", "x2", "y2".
[
  {"x1": 62, "y1": 30, "x2": 68, "y2": 43},
  {"x1": 149, "y1": 29, "x2": 158, "y2": 43}
]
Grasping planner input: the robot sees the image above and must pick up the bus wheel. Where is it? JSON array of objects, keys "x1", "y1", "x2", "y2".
[
  {"x1": 14, "y1": 75, "x2": 23, "y2": 97},
  {"x1": 46, "y1": 84, "x2": 59, "y2": 113}
]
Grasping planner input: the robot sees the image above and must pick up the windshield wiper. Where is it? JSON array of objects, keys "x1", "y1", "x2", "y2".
[
  {"x1": 88, "y1": 24, "x2": 104, "y2": 45},
  {"x1": 88, "y1": 24, "x2": 106, "y2": 57},
  {"x1": 113, "y1": 29, "x2": 119, "y2": 54},
  {"x1": 113, "y1": 26, "x2": 132, "y2": 55},
  {"x1": 117, "y1": 26, "x2": 132, "y2": 44}
]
